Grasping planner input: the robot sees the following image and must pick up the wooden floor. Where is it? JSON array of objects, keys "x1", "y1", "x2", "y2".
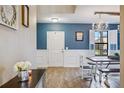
[{"x1": 43, "y1": 67, "x2": 120, "y2": 88}]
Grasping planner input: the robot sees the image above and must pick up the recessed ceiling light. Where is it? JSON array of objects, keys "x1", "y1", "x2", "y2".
[{"x1": 51, "y1": 18, "x2": 59, "y2": 23}]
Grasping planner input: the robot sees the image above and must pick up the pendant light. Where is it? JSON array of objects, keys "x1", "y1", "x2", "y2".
[{"x1": 92, "y1": 14, "x2": 108, "y2": 31}]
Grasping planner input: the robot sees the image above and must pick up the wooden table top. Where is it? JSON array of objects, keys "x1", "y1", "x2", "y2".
[{"x1": 0, "y1": 69, "x2": 45, "y2": 88}]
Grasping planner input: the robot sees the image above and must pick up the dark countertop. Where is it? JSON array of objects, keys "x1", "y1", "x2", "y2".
[{"x1": 0, "y1": 69, "x2": 45, "y2": 88}]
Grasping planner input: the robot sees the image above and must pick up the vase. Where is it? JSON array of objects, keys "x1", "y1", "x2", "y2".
[{"x1": 18, "y1": 70, "x2": 29, "y2": 81}]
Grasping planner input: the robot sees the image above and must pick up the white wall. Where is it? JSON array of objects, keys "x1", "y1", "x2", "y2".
[{"x1": 0, "y1": 6, "x2": 37, "y2": 86}]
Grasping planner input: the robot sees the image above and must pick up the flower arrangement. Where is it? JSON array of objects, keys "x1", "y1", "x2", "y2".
[{"x1": 14, "y1": 61, "x2": 31, "y2": 72}]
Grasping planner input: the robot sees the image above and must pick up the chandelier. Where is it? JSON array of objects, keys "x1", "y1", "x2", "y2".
[{"x1": 92, "y1": 14, "x2": 108, "y2": 31}]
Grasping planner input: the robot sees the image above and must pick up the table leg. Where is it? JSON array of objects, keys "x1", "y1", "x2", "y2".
[
  {"x1": 93, "y1": 62, "x2": 98, "y2": 81},
  {"x1": 98, "y1": 62, "x2": 103, "y2": 83},
  {"x1": 94, "y1": 62, "x2": 102, "y2": 82}
]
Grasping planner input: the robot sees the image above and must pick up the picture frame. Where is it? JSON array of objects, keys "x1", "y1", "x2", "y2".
[
  {"x1": 0, "y1": 5, "x2": 18, "y2": 30},
  {"x1": 75, "y1": 31, "x2": 84, "y2": 41},
  {"x1": 22, "y1": 5, "x2": 29, "y2": 27}
]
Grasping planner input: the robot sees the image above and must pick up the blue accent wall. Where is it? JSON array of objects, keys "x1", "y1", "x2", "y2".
[
  {"x1": 37, "y1": 23, "x2": 120, "y2": 50},
  {"x1": 37, "y1": 23, "x2": 92, "y2": 49},
  {"x1": 108, "y1": 24, "x2": 119, "y2": 30},
  {"x1": 118, "y1": 31, "x2": 120, "y2": 49}
]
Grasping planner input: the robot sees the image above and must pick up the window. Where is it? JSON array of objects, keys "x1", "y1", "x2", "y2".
[{"x1": 95, "y1": 31, "x2": 108, "y2": 56}]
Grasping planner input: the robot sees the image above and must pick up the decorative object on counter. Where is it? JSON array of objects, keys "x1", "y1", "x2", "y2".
[
  {"x1": 22, "y1": 5, "x2": 29, "y2": 27},
  {"x1": 14, "y1": 61, "x2": 31, "y2": 81},
  {"x1": 28, "y1": 69, "x2": 32, "y2": 76},
  {"x1": 0, "y1": 5, "x2": 18, "y2": 29}
]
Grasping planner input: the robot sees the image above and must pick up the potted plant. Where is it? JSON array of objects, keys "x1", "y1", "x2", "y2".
[
  {"x1": 14, "y1": 61, "x2": 31, "y2": 81},
  {"x1": 108, "y1": 52, "x2": 120, "y2": 60}
]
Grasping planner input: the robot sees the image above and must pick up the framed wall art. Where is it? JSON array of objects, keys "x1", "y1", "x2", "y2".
[
  {"x1": 75, "y1": 31, "x2": 84, "y2": 41},
  {"x1": 0, "y1": 5, "x2": 18, "y2": 29},
  {"x1": 22, "y1": 5, "x2": 29, "y2": 28}
]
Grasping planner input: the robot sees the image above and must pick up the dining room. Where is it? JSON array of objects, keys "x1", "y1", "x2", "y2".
[
  {"x1": 36, "y1": 5, "x2": 120, "y2": 88},
  {"x1": 0, "y1": 5, "x2": 124, "y2": 88}
]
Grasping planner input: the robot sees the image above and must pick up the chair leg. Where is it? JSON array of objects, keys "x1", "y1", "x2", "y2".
[
  {"x1": 89, "y1": 77, "x2": 93, "y2": 88},
  {"x1": 99, "y1": 73, "x2": 110, "y2": 87},
  {"x1": 99, "y1": 71, "x2": 102, "y2": 83},
  {"x1": 91, "y1": 65, "x2": 94, "y2": 76},
  {"x1": 104, "y1": 74, "x2": 110, "y2": 88},
  {"x1": 91, "y1": 65, "x2": 97, "y2": 81},
  {"x1": 105, "y1": 73, "x2": 109, "y2": 80}
]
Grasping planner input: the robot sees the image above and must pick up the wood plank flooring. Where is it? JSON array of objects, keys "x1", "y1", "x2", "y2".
[{"x1": 43, "y1": 67, "x2": 120, "y2": 88}]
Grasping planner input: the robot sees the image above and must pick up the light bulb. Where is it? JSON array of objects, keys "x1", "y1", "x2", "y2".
[{"x1": 51, "y1": 18, "x2": 59, "y2": 23}]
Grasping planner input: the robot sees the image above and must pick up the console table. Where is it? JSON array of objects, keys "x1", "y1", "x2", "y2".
[{"x1": 0, "y1": 69, "x2": 45, "y2": 88}]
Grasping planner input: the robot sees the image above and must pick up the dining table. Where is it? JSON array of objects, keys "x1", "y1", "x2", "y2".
[{"x1": 86, "y1": 56, "x2": 120, "y2": 81}]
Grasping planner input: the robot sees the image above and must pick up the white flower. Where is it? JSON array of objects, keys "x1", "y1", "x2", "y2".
[{"x1": 14, "y1": 61, "x2": 31, "y2": 72}]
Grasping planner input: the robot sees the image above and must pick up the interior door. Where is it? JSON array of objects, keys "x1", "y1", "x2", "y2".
[{"x1": 47, "y1": 31, "x2": 64, "y2": 67}]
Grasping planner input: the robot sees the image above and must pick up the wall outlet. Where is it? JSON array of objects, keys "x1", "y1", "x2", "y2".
[{"x1": 66, "y1": 47, "x2": 68, "y2": 50}]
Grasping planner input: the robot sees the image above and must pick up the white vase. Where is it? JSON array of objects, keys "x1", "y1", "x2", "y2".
[{"x1": 18, "y1": 71, "x2": 29, "y2": 81}]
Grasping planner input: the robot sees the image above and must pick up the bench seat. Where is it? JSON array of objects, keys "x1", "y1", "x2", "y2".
[
  {"x1": 88, "y1": 62, "x2": 110, "y2": 65},
  {"x1": 98, "y1": 68, "x2": 120, "y2": 83},
  {"x1": 98, "y1": 68, "x2": 120, "y2": 73}
]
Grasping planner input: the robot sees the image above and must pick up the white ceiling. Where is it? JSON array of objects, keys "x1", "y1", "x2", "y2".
[{"x1": 37, "y1": 5, "x2": 120, "y2": 23}]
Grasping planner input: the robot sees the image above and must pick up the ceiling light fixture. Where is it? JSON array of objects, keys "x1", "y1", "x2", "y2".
[
  {"x1": 51, "y1": 18, "x2": 59, "y2": 23},
  {"x1": 92, "y1": 14, "x2": 108, "y2": 31}
]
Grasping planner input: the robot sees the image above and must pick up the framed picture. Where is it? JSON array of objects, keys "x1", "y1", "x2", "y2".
[
  {"x1": 0, "y1": 5, "x2": 18, "y2": 30},
  {"x1": 22, "y1": 5, "x2": 29, "y2": 27},
  {"x1": 75, "y1": 31, "x2": 84, "y2": 41}
]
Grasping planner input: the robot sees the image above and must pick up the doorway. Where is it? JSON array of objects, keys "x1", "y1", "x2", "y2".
[{"x1": 47, "y1": 31, "x2": 65, "y2": 67}]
